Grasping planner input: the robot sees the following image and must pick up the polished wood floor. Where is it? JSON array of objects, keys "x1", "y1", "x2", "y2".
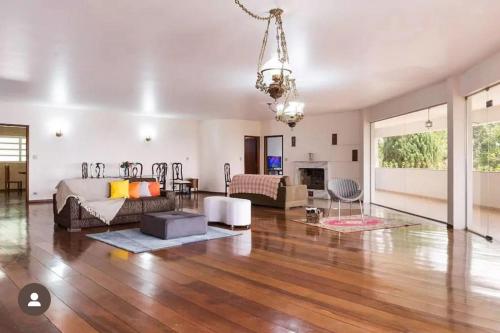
[{"x1": 1, "y1": 192, "x2": 500, "y2": 332}]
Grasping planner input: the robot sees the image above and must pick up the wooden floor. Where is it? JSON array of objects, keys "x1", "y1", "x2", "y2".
[{"x1": 1, "y1": 192, "x2": 500, "y2": 332}]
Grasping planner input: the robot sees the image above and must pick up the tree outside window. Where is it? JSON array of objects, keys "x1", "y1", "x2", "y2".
[{"x1": 378, "y1": 131, "x2": 447, "y2": 170}]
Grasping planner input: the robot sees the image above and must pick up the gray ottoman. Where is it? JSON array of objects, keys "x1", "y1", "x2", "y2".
[{"x1": 141, "y1": 211, "x2": 208, "y2": 240}]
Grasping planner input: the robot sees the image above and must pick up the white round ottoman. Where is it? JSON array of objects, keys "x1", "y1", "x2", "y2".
[{"x1": 204, "y1": 196, "x2": 251, "y2": 229}]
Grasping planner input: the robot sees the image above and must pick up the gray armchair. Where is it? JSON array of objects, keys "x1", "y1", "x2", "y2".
[{"x1": 327, "y1": 178, "x2": 364, "y2": 220}]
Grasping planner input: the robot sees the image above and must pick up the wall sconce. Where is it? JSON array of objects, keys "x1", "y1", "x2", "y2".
[
  {"x1": 55, "y1": 129, "x2": 63, "y2": 138},
  {"x1": 145, "y1": 136, "x2": 152, "y2": 142}
]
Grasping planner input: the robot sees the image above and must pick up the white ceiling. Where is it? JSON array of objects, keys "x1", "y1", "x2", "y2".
[{"x1": 2, "y1": 0, "x2": 500, "y2": 120}]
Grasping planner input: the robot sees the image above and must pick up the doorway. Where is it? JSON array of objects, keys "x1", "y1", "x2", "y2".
[
  {"x1": 264, "y1": 135, "x2": 283, "y2": 175},
  {"x1": 244, "y1": 136, "x2": 260, "y2": 174},
  {"x1": 466, "y1": 84, "x2": 500, "y2": 241},
  {"x1": 369, "y1": 104, "x2": 448, "y2": 222},
  {"x1": 0, "y1": 124, "x2": 29, "y2": 207}
]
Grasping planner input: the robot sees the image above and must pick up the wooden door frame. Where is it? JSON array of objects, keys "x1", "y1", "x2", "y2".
[
  {"x1": 0, "y1": 123, "x2": 29, "y2": 205},
  {"x1": 244, "y1": 135, "x2": 260, "y2": 174},
  {"x1": 264, "y1": 135, "x2": 284, "y2": 174}
]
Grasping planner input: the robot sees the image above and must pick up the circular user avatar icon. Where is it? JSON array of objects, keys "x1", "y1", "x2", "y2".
[{"x1": 18, "y1": 283, "x2": 51, "y2": 316}]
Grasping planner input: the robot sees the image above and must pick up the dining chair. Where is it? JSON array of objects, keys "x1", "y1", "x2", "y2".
[
  {"x1": 171, "y1": 162, "x2": 191, "y2": 194},
  {"x1": 152, "y1": 162, "x2": 168, "y2": 190},
  {"x1": 81, "y1": 162, "x2": 89, "y2": 179},
  {"x1": 224, "y1": 163, "x2": 231, "y2": 196},
  {"x1": 4, "y1": 165, "x2": 22, "y2": 196},
  {"x1": 120, "y1": 162, "x2": 143, "y2": 178},
  {"x1": 90, "y1": 162, "x2": 105, "y2": 178}
]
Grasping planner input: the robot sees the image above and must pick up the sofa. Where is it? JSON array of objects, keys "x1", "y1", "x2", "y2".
[
  {"x1": 230, "y1": 176, "x2": 308, "y2": 209},
  {"x1": 53, "y1": 178, "x2": 175, "y2": 231}
]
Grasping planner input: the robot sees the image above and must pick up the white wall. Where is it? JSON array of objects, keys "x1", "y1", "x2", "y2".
[
  {"x1": 198, "y1": 119, "x2": 261, "y2": 193},
  {"x1": 375, "y1": 168, "x2": 447, "y2": 200},
  {"x1": 0, "y1": 102, "x2": 200, "y2": 200},
  {"x1": 460, "y1": 49, "x2": 500, "y2": 96},
  {"x1": 375, "y1": 168, "x2": 500, "y2": 209},
  {"x1": 364, "y1": 81, "x2": 448, "y2": 124},
  {"x1": 261, "y1": 111, "x2": 362, "y2": 185}
]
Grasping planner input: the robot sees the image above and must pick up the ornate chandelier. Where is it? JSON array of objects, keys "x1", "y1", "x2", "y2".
[
  {"x1": 267, "y1": 80, "x2": 304, "y2": 128},
  {"x1": 235, "y1": 1, "x2": 305, "y2": 127}
]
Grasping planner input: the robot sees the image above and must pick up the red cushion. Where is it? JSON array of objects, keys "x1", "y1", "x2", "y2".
[{"x1": 148, "y1": 182, "x2": 161, "y2": 197}]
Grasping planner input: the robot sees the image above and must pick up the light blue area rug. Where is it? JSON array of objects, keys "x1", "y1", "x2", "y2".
[{"x1": 87, "y1": 227, "x2": 241, "y2": 253}]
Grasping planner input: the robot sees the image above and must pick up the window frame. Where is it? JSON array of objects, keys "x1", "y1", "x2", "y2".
[{"x1": 0, "y1": 136, "x2": 27, "y2": 162}]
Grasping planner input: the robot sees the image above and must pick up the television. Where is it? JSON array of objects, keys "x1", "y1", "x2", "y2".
[{"x1": 267, "y1": 156, "x2": 282, "y2": 170}]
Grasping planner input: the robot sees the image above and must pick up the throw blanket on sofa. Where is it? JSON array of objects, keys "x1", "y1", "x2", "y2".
[
  {"x1": 56, "y1": 178, "x2": 125, "y2": 225},
  {"x1": 229, "y1": 174, "x2": 282, "y2": 200}
]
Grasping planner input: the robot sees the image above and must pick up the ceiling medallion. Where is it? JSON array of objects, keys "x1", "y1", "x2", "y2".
[{"x1": 235, "y1": 1, "x2": 305, "y2": 128}]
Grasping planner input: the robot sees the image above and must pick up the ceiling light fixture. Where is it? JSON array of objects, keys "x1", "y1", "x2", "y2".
[
  {"x1": 235, "y1": 0, "x2": 305, "y2": 128},
  {"x1": 425, "y1": 108, "x2": 433, "y2": 129},
  {"x1": 267, "y1": 84, "x2": 304, "y2": 128}
]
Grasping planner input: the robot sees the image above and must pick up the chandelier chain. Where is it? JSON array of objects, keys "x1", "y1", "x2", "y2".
[
  {"x1": 234, "y1": 0, "x2": 303, "y2": 127},
  {"x1": 234, "y1": 0, "x2": 274, "y2": 20},
  {"x1": 257, "y1": 18, "x2": 271, "y2": 72}
]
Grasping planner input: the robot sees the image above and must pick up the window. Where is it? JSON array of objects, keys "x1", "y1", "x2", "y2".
[
  {"x1": 370, "y1": 104, "x2": 448, "y2": 222},
  {"x1": 0, "y1": 136, "x2": 27, "y2": 162}
]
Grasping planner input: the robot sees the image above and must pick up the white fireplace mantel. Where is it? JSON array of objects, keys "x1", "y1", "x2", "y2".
[{"x1": 293, "y1": 161, "x2": 332, "y2": 199}]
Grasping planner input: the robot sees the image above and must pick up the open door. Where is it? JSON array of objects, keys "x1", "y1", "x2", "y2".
[
  {"x1": 0, "y1": 124, "x2": 29, "y2": 206},
  {"x1": 264, "y1": 135, "x2": 283, "y2": 175},
  {"x1": 244, "y1": 136, "x2": 260, "y2": 174}
]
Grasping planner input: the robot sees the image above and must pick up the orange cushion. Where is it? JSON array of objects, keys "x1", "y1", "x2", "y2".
[
  {"x1": 129, "y1": 182, "x2": 141, "y2": 199},
  {"x1": 148, "y1": 182, "x2": 161, "y2": 197}
]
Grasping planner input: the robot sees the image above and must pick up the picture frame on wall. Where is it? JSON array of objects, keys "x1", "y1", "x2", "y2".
[
  {"x1": 332, "y1": 133, "x2": 337, "y2": 145},
  {"x1": 291, "y1": 136, "x2": 296, "y2": 147}
]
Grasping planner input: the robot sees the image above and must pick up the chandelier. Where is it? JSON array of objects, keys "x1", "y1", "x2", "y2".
[
  {"x1": 267, "y1": 80, "x2": 304, "y2": 128},
  {"x1": 235, "y1": 0, "x2": 305, "y2": 127}
]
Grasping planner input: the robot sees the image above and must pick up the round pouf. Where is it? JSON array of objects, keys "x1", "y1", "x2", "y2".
[{"x1": 204, "y1": 196, "x2": 251, "y2": 229}]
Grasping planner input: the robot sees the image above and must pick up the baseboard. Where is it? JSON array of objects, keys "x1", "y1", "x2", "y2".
[{"x1": 28, "y1": 199, "x2": 53, "y2": 204}]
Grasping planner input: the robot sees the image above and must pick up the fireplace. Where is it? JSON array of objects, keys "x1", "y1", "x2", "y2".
[
  {"x1": 298, "y1": 168, "x2": 325, "y2": 190},
  {"x1": 294, "y1": 161, "x2": 330, "y2": 198}
]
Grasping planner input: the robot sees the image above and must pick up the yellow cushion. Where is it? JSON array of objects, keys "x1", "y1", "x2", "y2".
[{"x1": 110, "y1": 180, "x2": 130, "y2": 199}]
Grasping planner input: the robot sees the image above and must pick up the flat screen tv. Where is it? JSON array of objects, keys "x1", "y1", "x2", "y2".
[{"x1": 267, "y1": 156, "x2": 282, "y2": 170}]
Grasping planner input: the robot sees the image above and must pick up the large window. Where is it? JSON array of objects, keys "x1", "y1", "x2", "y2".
[
  {"x1": 0, "y1": 136, "x2": 27, "y2": 162},
  {"x1": 467, "y1": 84, "x2": 500, "y2": 239},
  {"x1": 370, "y1": 104, "x2": 448, "y2": 222}
]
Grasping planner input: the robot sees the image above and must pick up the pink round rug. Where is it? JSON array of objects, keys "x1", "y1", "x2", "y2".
[{"x1": 322, "y1": 218, "x2": 382, "y2": 227}]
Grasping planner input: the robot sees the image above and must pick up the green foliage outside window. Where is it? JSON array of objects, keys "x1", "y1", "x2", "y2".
[
  {"x1": 472, "y1": 122, "x2": 500, "y2": 172},
  {"x1": 378, "y1": 131, "x2": 447, "y2": 170}
]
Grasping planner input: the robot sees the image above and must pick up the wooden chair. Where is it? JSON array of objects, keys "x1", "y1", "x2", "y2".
[
  {"x1": 4, "y1": 165, "x2": 22, "y2": 196},
  {"x1": 224, "y1": 163, "x2": 231, "y2": 196},
  {"x1": 81, "y1": 162, "x2": 89, "y2": 179},
  {"x1": 171, "y1": 162, "x2": 191, "y2": 195},
  {"x1": 152, "y1": 162, "x2": 168, "y2": 190},
  {"x1": 90, "y1": 162, "x2": 105, "y2": 178},
  {"x1": 120, "y1": 162, "x2": 143, "y2": 178}
]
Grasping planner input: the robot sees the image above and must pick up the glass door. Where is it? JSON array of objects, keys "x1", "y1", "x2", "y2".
[
  {"x1": 370, "y1": 104, "x2": 448, "y2": 222},
  {"x1": 467, "y1": 84, "x2": 500, "y2": 240}
]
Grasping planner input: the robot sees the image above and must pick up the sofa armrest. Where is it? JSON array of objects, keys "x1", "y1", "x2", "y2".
[
  {"x1": 285, "y1": 185, "x2": 308, "y2": 202},
  {"x1": 53, "y1": 193, "x2": 80, "y2": 229}
]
